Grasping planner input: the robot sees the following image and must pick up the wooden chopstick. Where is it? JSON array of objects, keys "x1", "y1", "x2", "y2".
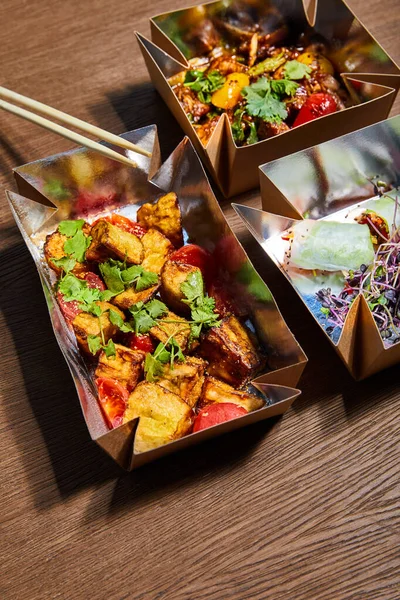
[{"x1": 0, "y1": 85, "x2": 152, "y2": 164}]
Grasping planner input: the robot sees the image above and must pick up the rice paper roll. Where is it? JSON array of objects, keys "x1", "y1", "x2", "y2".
[
  {"x1": 289, "y1": 220, "x2": 375, "y2": 272},
  {"x1": 351, "y1": 194, "x2": 400, "y2": 236}
]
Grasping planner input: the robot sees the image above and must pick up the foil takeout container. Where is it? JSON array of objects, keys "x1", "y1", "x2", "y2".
[
  {"x1": 7, "y1": 125, "x2": 307, "y2": 469},
  {"x1": 234, "y1": 116, "x2": 400, "y2": 380},
  {"x1": 137, "y1": 0, "x2": 400, "y2": 198}
]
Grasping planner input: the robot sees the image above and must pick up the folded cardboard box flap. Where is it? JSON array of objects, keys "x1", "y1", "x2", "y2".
[
  {"x1": 137, "y1": 0, "x2": 400, "y2": 197},
  {"x1": 8, "y1": 126, "x2": 306, "y2": 469}
]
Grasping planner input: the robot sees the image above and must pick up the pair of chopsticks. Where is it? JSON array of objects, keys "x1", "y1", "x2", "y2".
[{"x1": 0, "y1": 86, "x2": 152, "y2": 167}]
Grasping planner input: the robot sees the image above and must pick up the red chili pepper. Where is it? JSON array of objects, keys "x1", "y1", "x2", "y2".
[
  {"x1": 170, "y1": 244, "x2": 215, "y2": 284},
  {"x1": 95, "y1": 377, "x2": 129, "y2": 429},
  {"x1": 293, "y1": 93, "x2": 338, "y2": 127},
  {"x1": 126, "y1": 333, "x2": 155, "y2": 354},
  {"x1": 92, "y1": 214, "x2": 147, "y2": 238}
]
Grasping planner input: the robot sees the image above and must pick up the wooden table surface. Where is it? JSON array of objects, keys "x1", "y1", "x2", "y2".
[{"x1": 1, "y1": 1, "x2": 399, "y2": 599}]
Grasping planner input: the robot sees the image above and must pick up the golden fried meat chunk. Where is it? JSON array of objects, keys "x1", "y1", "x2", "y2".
[
  {"x1": 198, "y1": 376, "x2": 264, "y2": 412},
  {"x1": 199, "y1": 315, "x2": 265, "y2": 387},
  {"x1": 44, "y1": 231, "x2": 87, "y2": 276},
  {"x1": 160, "y1": 261, "x2": 202, "y2": 315},
  {"x1": 95, "y1": 343, "x2": 145, "y2": 391},
  {"x1": 123, "y1": 382, "x2": 193, "y2": 453},
  {"x1": 150, "y1": 311, "x2": 191, "y2": 351},
  {"x1": 112, "y1": 283, "x2": 159, "y2": 311},
  {"x1": 137, "y1": 193, "x2": 183, "y2": 248},
  {"x1": 90, "y1": 219, "x2": 144, "y2": 264},
  {"x1": 72, "y1": 302, "x2": 125, "y2": 356},
  {"x1": 141, "y1": 228, "x2": 173, "y2": 274},
  {"x1": 157, "y1": 357, "x2": 207, "y2": 408}
]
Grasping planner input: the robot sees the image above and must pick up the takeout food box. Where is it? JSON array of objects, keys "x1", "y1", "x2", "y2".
[
  {"x1": 137, "y1": 0, "x2": 400, "y2": 198},
  {"x1": 7, "y1": 125, "x2": 307, "y2": 469},
  {"x1": 234, "y1": 116, "x2": 400, "y2": 380}
]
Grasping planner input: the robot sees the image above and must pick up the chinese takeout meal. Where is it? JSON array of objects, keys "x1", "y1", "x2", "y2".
[
  {"x1": 284, "y1": 186, "x2": 400, "y2": 346},
  {"x1": 167, "y1": 3, "x2": 349, "y2": 146},
  {"x1": 44, "y1": 192, "x2": 267, "y2": 452}
]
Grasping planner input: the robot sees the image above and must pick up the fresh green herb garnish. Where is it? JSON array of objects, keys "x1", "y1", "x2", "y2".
[
  {"x1": 109, "y1": 308, "x2": 134, "y2": 333},
  {"x1": 63, "y1": 230, "x2": 92, "y2": 263},
  {"x1": 58, "y1": 274, "x2": 101, "y2": 306},
  {"x1": 58, "y1": 219, "x2": 85, "y2": 237},
  {"x1": 232, "y1": 109, "x2": 246, "y2": 144},
  {"x1": 99, "y1": 259, "x2": 158, "y2": 296},
  {"x1": 52, "y1": 256, "x2": 76, "y2": 274},
  {"x1": 271, "y1": 79, "x2": 299, "y2": 97},
  {"x1": 184, "y1": 69, "x2": 226, "y2": 103},
  {"x1": 180, "y1": 271, "x2": 221, "y2": 339},
  {"x1": 128, "y1": 299, "x2": 169, "y2": 334},
  {"x1": 87, "y1": 335, "x2": 116, "y2": 357},
  {"x1": 284, "y1": 60, "x2": 312, "y2": 80},
  {"x1": 247, "y1": 122, "x2": 259, "y2": 145},
  {"x1": 242, "y1": 78, "x2": 288, "y2": 124},
  {"x1": 144, "y1": 337, "x2": 185, "y2": 382}
]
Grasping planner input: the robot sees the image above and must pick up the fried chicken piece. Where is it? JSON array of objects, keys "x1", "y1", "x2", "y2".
[
  {"x1": 149, "y1": 311, "x2": 191, "y2": 352},
  {"x1": 137, "y1": 193, "x2": 183, "y2": 248},
  {"x1": 160, "y1": 261, "x2": 202, "y2": 315},
  {"x1": 174, "y1": 84, "x2": 211, "y2": 122},
  {"x1": 194, "y1": 115, "x2": 221, "y2": 146},
  {"x1": 95, "y1": 343, "x2": 145, "y2": 391},
  {"x1": 141, "y1": 228, "x2": 173, "y2": 274},
  {"x1": 197, "y1": 376, "x2": 264, "y2": 412},
  {"x1": 257, "y1": 120, "x2": 290, "y2": 140},
  {"x1": 157, "y1": 357, "x2": 207, "y2": 408},
  {"x1": 72, "y1": 302, "x2": 125, "y2": 356},
  {"x1": 208, "y1": 55, "x2": 247, "y2": 76},
  {"x1": 90, "y1": 219, "x2": 144, "y2": 264},
  {"x1": 199, "y1": 315, "x2": 265, "y2": 387},
  {"x1": 112, "y1": 283, "x2": 159, "y2": 311},
  {"x1": 123, "y1": 382, "x2": 193, "y2": 453}
]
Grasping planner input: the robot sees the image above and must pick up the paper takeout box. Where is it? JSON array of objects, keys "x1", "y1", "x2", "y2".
[
  {"x1": 7, "y1": 125, "x2": 307, "y2": 469},
  {"x1": 234, "y1": 115, "x2": 400, "y2": 380},
  {"x1": 137, "y1": 0, "x2": 400, "y2": 198}
]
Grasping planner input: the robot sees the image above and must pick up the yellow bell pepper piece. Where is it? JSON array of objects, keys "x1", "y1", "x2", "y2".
[
  {"x1": 211, "y1": 73, "x2": 250, "y2": 110},
  {"x1": 297, "y1": 52, "x2": 334, "y2": 75}
]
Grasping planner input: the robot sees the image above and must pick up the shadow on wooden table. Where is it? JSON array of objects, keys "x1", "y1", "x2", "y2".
[{"x1": 0, "y1": 240, "x2": 122, "y2": 509}]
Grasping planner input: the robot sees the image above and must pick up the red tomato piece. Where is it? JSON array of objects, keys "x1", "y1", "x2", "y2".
[
  {"x1": 170, "y1": 244, "x2": 215, "y2": 283},
  {"x1": 74, "y1": 191, "x2": 118, "y2": 218},
  {"x1": 81, "y1": 271, "x2": 106, "y2": 291},
  {"x1": 92, "y1": 214, "x2": 147, "y2": 238},
  {"x1": 56, "y1": 290, "x2": 81, "y2": 323},
  {"x1": 126, "y1": 333, "x2": 155, "y2": 354},
  {"x1": 293, "y1": 93, "x2": 338, "y2": 127},
  {"x1": 96, "y1": 377, "x2": 129, "y2": 429},
  {"x1": 193, "y1": 403, "x2": 248, "y2": 432}
]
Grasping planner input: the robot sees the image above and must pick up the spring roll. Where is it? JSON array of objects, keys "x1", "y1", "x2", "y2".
[{"x1": 289, "y1": 220, "x2": 375, "y2": 272}]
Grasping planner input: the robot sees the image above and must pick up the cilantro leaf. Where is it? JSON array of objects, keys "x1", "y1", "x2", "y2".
[
  {"x1": 146, "y1": 299, "x2": 168, "y2": 319},
  {"x1": 86, "y1": 303, "x2": 102, "y2": 317},
  {"x1": 58, "y1": 274, "x2": 102, "y2": 308},
  {"x1": 144, "y1": 352, "x2": 164, "y2": 382},
  {"x1": 109, "y1": 309, "x2": 125, "y2": 328},
  {"x1": 58, "y1": 219, "x2": 85, "y2": 237},
  {"x1": 63, "y1": 230, "x2": 92, "y2": 263},
  {"x1": 87, "y1": 335, "x2": 102, "y2": 355},
  {"x1": 242, "y1": 79, "x2": 288, "y2": 123},
  {"x1": 271, "y1": 79, "x2": 299, "y2": 97},
  {"x1": 100, "y1": 289, "x2": 117, "y2": 302},
  {"x1": 181, "y1": 271, "x2": 204, "y2": 304},
  {"x1": 284, "y1": 60, "x2": 312, "y2": 80},
  {"x1": 184, "y1": 69, "x2": 225, "y2": 103},
  {"x1": 232, "y1": 109, "x2": 245, "y2": 144},
  {"x1": 247, "y1": 122, "x2": 259, "y2": 145},
  {"x1": 122, "y1": 264, "x2": 158, "y2": 292},
  {"x1": 103, "y1": 339, "x2": 116, "y2": 357},
  {"x1": 52, "y1": 256, "x2": 76, "y2": 274},
  {"x1": 99, "y1": 260, "x2": 125, "y2": 294}
]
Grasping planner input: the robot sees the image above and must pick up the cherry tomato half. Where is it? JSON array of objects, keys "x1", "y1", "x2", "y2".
[
  {"x1": 170, "y1": 244, "x2": 215, "y2": 284},
  {"x1": 96, "y1": 377, "x2": 129, "y2": 429},
  {"x1": 126, "y1": 333, "x2": 155, "y2": 354},
  {"x1": 193, "y1": 403, "x2": 248, "y2": 432},
  {"x1": 293, "y1": 93, "x2": 338, "y2": 127},
  {"x1": 92, "y1": 214, "x2": 147, "y2": 238},
  {"x1": 81, "y1": 271, "x2": 106, "y2": 291}
]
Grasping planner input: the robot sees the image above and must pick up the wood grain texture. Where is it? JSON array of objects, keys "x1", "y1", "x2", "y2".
[{"x1": 0, "y1": 1, "x2": 399, "y2": 599}]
